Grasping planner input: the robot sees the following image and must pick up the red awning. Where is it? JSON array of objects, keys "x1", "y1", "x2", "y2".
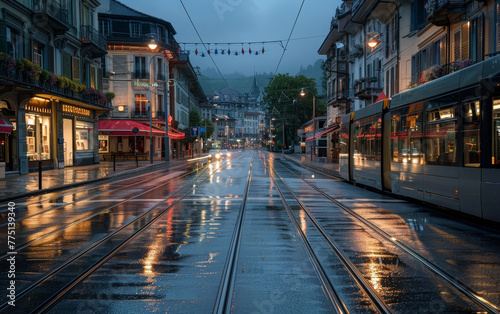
[
  {"x1": 98, "y1": 120, "x2": 166, "y2": 136},
  {"x1": 305, "y1": 125, "x2": 339, "y2": 142},
  {"x1": 168, "y1": 128, "x2": 185, "y2": 139},
  {"x1": 0, "y1": 113, "x2": 14, "y2": 134}
]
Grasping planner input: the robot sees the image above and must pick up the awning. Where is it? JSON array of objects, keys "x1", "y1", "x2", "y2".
[
  {"x1": 0, "y1": 113, "x2": 14, "y2": 134},
  {"x1": 168, "y1": 128, "x2": 185, "y2": 140},
  {"x1": 305, "y1": 125, "x2": 339, "y2": 142},
  {"x1": 98, "y1": 120, "x2": 166, "y2": 136}
]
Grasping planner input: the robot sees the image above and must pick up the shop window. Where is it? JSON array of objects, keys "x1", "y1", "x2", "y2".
[
  {"x1": 26, "y1": 114, "x2": 51, "y2": 161},
  {"x1": 424, "y1": 106, "x2": 457, "y2": 165},
  {"x1": 75, "y1": 121, "x2": 93, "y2": 151},
  {"x1": 463, "y1": 101, "x2": 480, "y2": 167},
  {"x1": 6, "y1": 26, "x2": 21, "y2": 58}
]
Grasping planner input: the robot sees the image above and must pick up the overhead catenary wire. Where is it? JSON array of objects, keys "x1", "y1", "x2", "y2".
[
  {"x1": 179, "y1": 0, "x2": 235, "y2": 97},
  {"x1": 270, "y1": 0, "x2": 306, "y2": 85}
]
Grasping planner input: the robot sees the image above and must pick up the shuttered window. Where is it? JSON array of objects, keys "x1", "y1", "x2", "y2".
[
  {"x1": 454, "y1": 30, "x2": 461, "y2": 61},
  {"x1": 461, "y1": 23, "x2": 469, "y2": 60},
  {"x1": 439, "y1": 34, "x2": 447, "y2": 65},
  {"x1": 476, "y1": 13, "x2": 484, "y2": 62},
  {"x1": 72, "y1": 57, "x2": 80, "y2": 82},
  {"x1": 63, "y1": 54, "x2": 71, "y2": 79},
  {"x1": 89, "y1": 66, "x2": 96, "y2": 89}
]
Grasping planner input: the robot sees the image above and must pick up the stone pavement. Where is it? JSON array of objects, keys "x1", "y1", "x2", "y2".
[
  {"x1": 0, "y1": 158, "x2": 199, "y2": 202},
  {"x1": 280, "y1": 153, "x2": 340, "y2": 176}
]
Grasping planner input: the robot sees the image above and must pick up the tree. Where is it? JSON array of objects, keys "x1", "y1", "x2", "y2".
[
  {"x1": 189, "y1": 109, "x2": 214, "y2": 138},
  {"x1": 261, "y1": 73, "x2": 324, "y2": 147}
]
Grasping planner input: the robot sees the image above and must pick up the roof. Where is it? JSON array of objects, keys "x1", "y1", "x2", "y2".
[{"x1": 105, "y1": 0, "x2": 176, "y2": 34}]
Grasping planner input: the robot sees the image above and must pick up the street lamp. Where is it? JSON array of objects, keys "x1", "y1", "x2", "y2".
[
  {"x1": 300, "y1": 87, "x2": 316, "y2": 160},
  {"x1": 147, "y1": 35, "x2": 169, "y2": 162}
]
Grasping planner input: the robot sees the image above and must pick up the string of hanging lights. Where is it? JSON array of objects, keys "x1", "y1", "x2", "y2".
[{"x1": 183, "y1": 42, "x2": 268, "y2": 57}]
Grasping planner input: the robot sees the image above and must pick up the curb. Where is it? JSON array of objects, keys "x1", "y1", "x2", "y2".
[
  {"x1": 281, "y1": 154, "x2": 341, "y2": 177},
  {"x1": 0, "y1": 160, "x2": 189, "y2": 203}
]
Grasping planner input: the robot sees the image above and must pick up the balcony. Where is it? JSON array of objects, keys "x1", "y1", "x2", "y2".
[
  {"x1": 81, "y1": 26, "x2": 107, "y2": 58},
  {"x1": 350, "y1": 44, "x2": 364, "y2": 59},
  {"x1": 426, "y1": 0, "x2": 466, "y2": 26},
  {"x1": 32, "y1": 0, "x2": 70, "y2": 34},
  {"x1": 133, "y1": 71, "x2": 149, "y2": 80},
  {"x1": 0, "y1": 64, "x2": 111, "y2": 110},
  {"x1": 354, "y1": 78, "x2": 383, "y2": 99}
]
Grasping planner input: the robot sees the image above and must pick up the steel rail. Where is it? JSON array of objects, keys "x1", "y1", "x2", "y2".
[
  {"x1": 259, "y1": 154, "x2": 349, "y2": 314},
  {"x1": 270, "y1": 154, "x2": 500, "y2": 314},
  {"x1": 0, "y1": 153, "x2": 247, "y2": 312},
  {"x1": 264, "y1": 155, "x2": 391, "y2": 314},
  {"x1": 0, "y1": 163, "x2": 207, "y2": 259},
  {"x1": 213, "y1": 154, "x2": 254, "y2": 314}
]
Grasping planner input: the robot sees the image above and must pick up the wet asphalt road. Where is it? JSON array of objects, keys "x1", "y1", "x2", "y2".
[{"x1": 1, "y1": 150, "x2": 500, "y2": 313}]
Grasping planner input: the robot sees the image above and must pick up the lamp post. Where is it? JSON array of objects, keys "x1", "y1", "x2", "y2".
[
  {"x1": 300, "y1": 87, "x2": 316, "y2": 160},
  {"x1": 147, "y1": 36, "x2": 170, "y2": 162}
]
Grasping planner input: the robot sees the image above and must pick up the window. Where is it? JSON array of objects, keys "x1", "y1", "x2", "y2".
[
  {"x1": 157, "y1": 94, "x2": 163, "y2": 113},
  {"x1": 410, "y1": 0, "x2": 427, "y2": 32},
  {"x1": 399, "y1": 107, "x2": 423, "y2": 164},
  {"x1": 75, "y1": 121, "x2": 93, "y2": 151},
  {"x1": 131, "y1": 22, "x2": 141, "y2": 38},
  {"x1": 390, "y1": 67, "x2": 395, "y2": 97},
  {"x1": 463, "y1": 101, "x2": 480, "y2": 167},
  {"x1": 26, "y1": 114, "x2": 51, "y2": 161},
  {"x1": 425, "y1": 106, "x2": 457, "y2": 165},
  {"x1": 135, "y1": 94, "x2": 148, "y2": 116},
  {"x1": 157, "y1": 58, "x2": 164, "y2": 80},
  {"x1": 33, "y1": 42, "x2": 44, "y2": 67},
  {"x1": 100, "y1": 20, "x2": 110, "y2": 36},
  {"x1": 6, "y1": 26, "x2": 21, "y2": 58},
  {"x1": 134, "y1": 56, "x2": 147, "y2": 79}
]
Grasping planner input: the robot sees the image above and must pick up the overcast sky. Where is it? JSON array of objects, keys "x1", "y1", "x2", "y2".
[{"x1": 118, "y1": 0, "x2": 339, "y2": 78}]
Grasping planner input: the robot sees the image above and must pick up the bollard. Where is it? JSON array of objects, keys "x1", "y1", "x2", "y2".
[
  {"x1": 113, "y1": 152, "x2": 116, "y2": 171},
  {"x1": 38, "y1": 160, "x2": 42, "y2": 190}
]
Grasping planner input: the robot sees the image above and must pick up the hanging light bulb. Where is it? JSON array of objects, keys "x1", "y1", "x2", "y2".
[
  {"x1": 255, "y1": 51, "x2": 259, "y2": 55},
  {"x1": 207, "y1": 43, "x2": 210, "y2": 55},
  {"x1": 228, "y1": 44, "x2": 231, "y2": 55},
  {"x1": 201, "y1": 52, "x2": 206, "y2": 57},
  {"x1": 262, "y1": 44, "x2": 265, "y2": 54},
  {"x1": 195, "y1": 44, "x2": 198, "y2": 55},
  {"x1": 248, "y1": 44, "x2": 252, "y2": 55},
  {"x1": 214, "y1": 44, "x2": 218, "y2": 55},
  {"x1": 221, "y1": 49, "x2": 225, "y2": 55},
  {"x1": 235, "y1": 51, "x2": 239, "y2": 56},
  {"x1": 241, "y1": 43, "x2": 245, "y2": 55}
]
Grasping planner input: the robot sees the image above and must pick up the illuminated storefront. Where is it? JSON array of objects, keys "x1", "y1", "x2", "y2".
[
  {"x1": 25, "y1": 98, "x2": 53, "y2": 169},
  {"x1": 62, "y1": 104, "x2": 95, "y2": 167}
]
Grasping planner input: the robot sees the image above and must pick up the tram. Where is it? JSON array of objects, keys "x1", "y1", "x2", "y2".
[{"x1": 339, "y1": 55, "x2": 500, "y2": 223}]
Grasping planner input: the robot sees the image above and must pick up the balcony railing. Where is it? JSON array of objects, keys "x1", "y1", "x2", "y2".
[
  {"x1": 32, "y1": 0, "x2": 69, "y2": 30},
  {"x1": 81, "y1": 25, "x2": 107, "y2": 53},
  {"x1": 425, "y1": 0, "x2": 466, "y2": 26},
  {"x1": 354, "y1": 78, "x2": 383, "y2": 98},
  {"x1": 0, "y1": 65, "x2": 110, "y2": 109},
  {"x1": 408, "y1": 60, "x2": 474, "y2": 89}
]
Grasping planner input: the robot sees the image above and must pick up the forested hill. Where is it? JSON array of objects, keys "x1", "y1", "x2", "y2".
[{"x1": 198, "y1": 59, "x2": 324, "y2": 96}]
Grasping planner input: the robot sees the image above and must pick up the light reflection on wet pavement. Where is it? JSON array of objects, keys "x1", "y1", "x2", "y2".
[{"x1": 3, "y1": 151, "x2": 500, "y2": 312}]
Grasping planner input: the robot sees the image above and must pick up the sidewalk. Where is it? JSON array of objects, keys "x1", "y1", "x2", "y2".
[
  {"x1": 281, "y1": 153, "x2": 340, "y2": 176},
  {"x1": 0, "y1": 158, "x2": 193, "y2": 202}
]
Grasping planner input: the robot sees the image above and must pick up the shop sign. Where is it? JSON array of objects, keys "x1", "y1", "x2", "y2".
[
  {"x1": 98, "y1": 135, "x2": 109, "y2": 153},
  {"x1": 133, "y1": 81, "x2": 159, "y2": 88}
]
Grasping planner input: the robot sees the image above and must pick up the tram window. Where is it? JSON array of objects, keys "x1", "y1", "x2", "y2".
[
  {"x1": 340, "y1": 124, "x2": 349, "y2": 156},
  {"x1": 463, "y1": 101, "x2": 480, "y2": 167},
  {"x1": 493, "y1": 98, "x2": 500, "y2": 166},
  {"x1": 399, "y1": 112, "x2": 423, "y2": 164},
  {"x1": 425, "y1": 106, "x2": 457, "y2": 165}
]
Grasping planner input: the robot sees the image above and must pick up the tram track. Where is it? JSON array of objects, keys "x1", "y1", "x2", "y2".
[
  {"x1": 262, "y1": 153, "x2": 389, "y2": 313},
  {"x1": 0, "y1": 162, "x2": 209, "y2": 259},
  {"x1": 267, "y1": 153, "x2": 500, "y2": 313},
  {"x1": 213, "y1": 153, "x2": 254, "y2": 314},
  {"x1": 0, "y1": 152, "x2": 248, "y2": 313}
]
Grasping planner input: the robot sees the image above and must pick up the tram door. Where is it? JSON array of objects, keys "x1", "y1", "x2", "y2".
[
  {"x1": 349, "y1": 120, "x2": 354, "y2": 181},
  {"x1": 382, "y1": 110, "x2": 392, "y2": 191}
]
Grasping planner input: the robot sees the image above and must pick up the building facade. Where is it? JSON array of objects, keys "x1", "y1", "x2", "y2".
[
  {"x1": 0, "y1": 0, "x2": 110, "y2": 175},
  {"x1": 97, "y1": 0, "x2": 205, "y2": 160},
  {"x1": 319, "y1": 0, "x2": 498, "y2": 162}
]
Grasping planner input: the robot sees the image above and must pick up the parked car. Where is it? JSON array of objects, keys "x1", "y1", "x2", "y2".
[{"x1": 208, "y1": 149, "x2": 221, "y2": 160}]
